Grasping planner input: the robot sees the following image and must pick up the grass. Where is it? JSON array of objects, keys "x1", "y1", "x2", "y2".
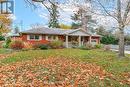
[
  {"x1": 0, "y1": 48, "x2": 130, "y2": 86},
  {"x1": 0, "y1": 48, "x2": 11, "y2": 54},
  {"x1": 1, "y1": 49, "x2": 130, "y2": 74}
]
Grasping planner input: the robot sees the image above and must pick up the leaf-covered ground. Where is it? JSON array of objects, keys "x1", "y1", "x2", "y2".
[
  {"x1": 0, "y1": 57, "x2": 115, "y2": 86},
  {"x1": 0, "y1": 49, "x2": 130, "y2": 86}
]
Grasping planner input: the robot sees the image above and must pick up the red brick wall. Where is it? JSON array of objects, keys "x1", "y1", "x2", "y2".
[
  {"x1": 91, "y1": 36, "x2": 100, "y2": 44},
  {"x1": 20, "y1": 34, "x2": 100, "y2": 44},
  {"x1": 21, "y1": 34, "x2": 49, "y2": 44}
]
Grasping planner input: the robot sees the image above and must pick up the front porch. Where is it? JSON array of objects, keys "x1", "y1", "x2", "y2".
[
  {"x1": 60, "y1": 29, "x2": 101, "y2": 48},
  {"x1": 64, "y1": 35, "x2": 92, "y2": 48}
]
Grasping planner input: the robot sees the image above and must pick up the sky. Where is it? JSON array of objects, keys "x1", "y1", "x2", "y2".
[
  {"x1": 12, "y1": 0, "x2": 118, "y2": 30},
  {"x1": 13, "y1": 0, "x2": 48, "y2": 31},
  {"x1": 12, "y1": 0, "x2": 130, "y2": 33},
  {"x1": 12, "y1": 0, "x2": 75, "y2": 31}
]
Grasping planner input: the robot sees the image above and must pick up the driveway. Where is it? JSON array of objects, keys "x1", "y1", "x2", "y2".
[
  {"x1": 110, "y1": 45, "x2": 130, "y2": 54},
  {"x1": 111, "y1": 49, "x2": 130, "y2": 54}
]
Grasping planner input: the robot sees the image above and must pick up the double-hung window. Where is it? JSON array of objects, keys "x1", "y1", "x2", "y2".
[
  {"x1": 28, "y1": 35, "x2": 41, "y2": 40},
  {"x1": 46, "y1": 35, "x2": 58, "y2": 41}
]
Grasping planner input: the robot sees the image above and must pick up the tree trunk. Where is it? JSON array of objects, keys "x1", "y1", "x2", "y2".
[
  {"x1": 117, "y1": 0, "x2": 125, "y2": 58},
  {"x1": 82, "y1": 11, "x2": 87, "y2": 30},
  {"x1": 118, "y1": 28, "x2": 125, "y2": 57}
]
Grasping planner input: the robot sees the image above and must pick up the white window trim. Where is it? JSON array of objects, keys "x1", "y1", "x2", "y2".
[
  {"x1": 45, "y1": 35, "x2": 58, "y2": 41},
  {"x1": 27, "y1": 35, "x2": 42, "y2": 41}
]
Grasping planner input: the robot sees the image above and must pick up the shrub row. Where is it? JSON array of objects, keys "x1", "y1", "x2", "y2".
[
  {"x1": 8, "y1": 40, "x2": 64, "y2": 50},
  {"x1": 32, "y1": 43, "x2": 49, "y2": 50},
  {"x1": 10, "y1": 40, "x2": 24, "y2": 50},
  {"x1": 79, "y1": 43, "x2": 103, "y2": 50},
  {"x1": 1, "y1": 39, "x2": 108, "y2": 50}
]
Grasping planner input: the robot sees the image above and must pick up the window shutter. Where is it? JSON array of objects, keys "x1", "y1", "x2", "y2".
[
  {"x1": 27, "y1": 35, "x2": 30, "y2": 40},
  {"x1": 56, "y1": 36, "x2": 58, "y2": 40},
  {"x1": 45, "y1": 35, "x2": 48, "y2": 40},
  {"x1": 39, "y1": 35, "x2": 42, "y2": 40}
]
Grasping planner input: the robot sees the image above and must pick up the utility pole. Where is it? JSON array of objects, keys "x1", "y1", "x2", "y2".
[{"x1": 20, "y1": 20, "x2": 23, "y2": 31}]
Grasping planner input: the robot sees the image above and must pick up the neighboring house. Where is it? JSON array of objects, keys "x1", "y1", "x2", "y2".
[
  {"x1": 10, "y1": 27, "x2": 101, "y2": 48},
  {"x1": 9, "y1": 33, "x2": 21, "y2": 41}
]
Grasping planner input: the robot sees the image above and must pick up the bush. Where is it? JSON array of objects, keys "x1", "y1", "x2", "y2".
[
  {"x1": 0, "y1": 36, "x2": 5, "y2": 41},
  {"x1": 86, "y1": 43, "x2": 93, "y2": 49},
  {"x1": 49, "y1": 41, "x2": 63, "y2": 49},
  {"x1": 3, "y1": 37, "x2": 11, "y2": 48},
  {"x1": 104, "y1": 45, "x2": 111, "y2": 51},
  {"x1": 79, "y1": 45, "x2": 91, "y2": 50},
  {"x1": 32, "y1": 43, "x2": 41, "y2": 50},
  {"x1": 39, "y1": 44, "x2": 48, "y2": 50},
  {"x1": 101, "y1": 35, "x2": 118, "y2": 45},
  {"x1": 94, "y1": 44, "x2": 102, "y2": 49},
  {"x1": 10, "y1": 40, "x2": 24, "y2": 50},
  {"x1": 71, "y1": 41, "x2": 78, "y2": 48},
  {"x1": 32, "y1": 43, "x2": 49, "y2": 50},
  {"x1": 24, "y1": 42, "x2": 33, "y2": 49},
  {"x1": 79, "y1": 43, "x2": 93, "y2": 50},
  {"x1": 0, "y1": 41, "x2": 4, "y2": 48}
]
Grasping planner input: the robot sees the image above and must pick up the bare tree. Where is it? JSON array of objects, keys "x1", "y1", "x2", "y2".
[
  {"x1": 30, "y1": 23, "x2": 44, "y2": 28},
  {"x1": 93, "y1": 0, "x2": 130, "y2": 57},
  {"x1": 74, "y1": 0, "x2": 130, "y2": 57}
]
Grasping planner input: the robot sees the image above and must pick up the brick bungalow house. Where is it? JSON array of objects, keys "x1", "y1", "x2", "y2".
[{"x1": 10, "y1": 27, "x2": 101, "y2": 48}]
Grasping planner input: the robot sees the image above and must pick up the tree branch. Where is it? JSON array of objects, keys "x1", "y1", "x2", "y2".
[
  {"x1": 96, "y1": 0, "x2": 118, "y2": 21},
  {"x1": 41, "y1": 1, "x2": 53, "y2": 15},
  {"x1": 123, "y1": 0, "x2": 130, "y2": 24},
  {"x1": 24, "y1": 0, "x2": 37, "y2": 8}
]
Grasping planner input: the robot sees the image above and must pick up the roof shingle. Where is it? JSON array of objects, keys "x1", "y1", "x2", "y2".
[
  {"x1": 21, "y1": 27, "x2": 78, "y2": 35},
  {"x1": 20, "y1": 27, "x2": 101, "y2": 37}
]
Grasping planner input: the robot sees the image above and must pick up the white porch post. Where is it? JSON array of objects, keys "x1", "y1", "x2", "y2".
[
  {"x1": 66, "y1": 35, "x2": 69, "y2": 48},
  {"x1": 79, "y1": 36, "x2": 81, "y2": 47},
  {"x1": 89, "y1": 36, "x2": 92, "y2": 44}
]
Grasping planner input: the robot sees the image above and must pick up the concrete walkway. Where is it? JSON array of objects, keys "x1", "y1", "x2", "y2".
[{"x1": 111, "y1": 49, "x2": 130, "y2": 54}]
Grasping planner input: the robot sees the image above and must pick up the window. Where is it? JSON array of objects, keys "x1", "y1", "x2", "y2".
[
  {"x1": 46, "y1": 35, "x2": 58, "y2": 41},
  {"x1": 35, "y1": 35, "x2": 40, "y2": 40},
  {"x1": 53, "y1": 36, "x2": 56, "y2": 40},
  {"x1": 48, "y1": 35, "x2": 52, "y2": 40},
  {"x1": 30, "y1": 35, "x2": 35, "y2": 40},
  {"x1": 28, "y1": 35, "x2": 41, "y2": 40}
]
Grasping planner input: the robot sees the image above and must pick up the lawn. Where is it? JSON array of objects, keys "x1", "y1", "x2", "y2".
[
  {"x1": 0, "y1": 48, "x2": 11, "y2": 54},
  {"x1": 0, "y1": 49, "x2": 130, "y2": 86}
]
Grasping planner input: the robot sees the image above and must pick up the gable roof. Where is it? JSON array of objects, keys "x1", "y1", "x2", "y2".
[{"x1": 20, "y1": 27, "x2": 100, "y2": 37}]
